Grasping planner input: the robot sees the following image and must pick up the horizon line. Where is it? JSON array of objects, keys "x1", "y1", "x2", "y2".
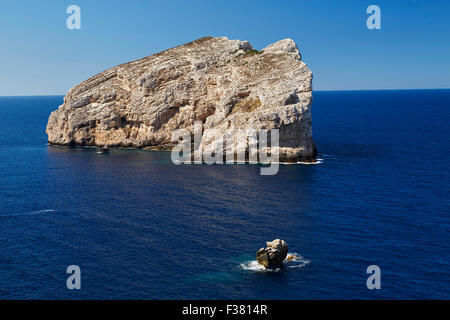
[{"x1": 1, "y1": 88, "x2": 449, "y2": 98}]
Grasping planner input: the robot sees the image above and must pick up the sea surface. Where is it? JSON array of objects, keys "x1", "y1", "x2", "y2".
[{"x1": 0, "y1": 90, "x2": 449, "y2": 299}]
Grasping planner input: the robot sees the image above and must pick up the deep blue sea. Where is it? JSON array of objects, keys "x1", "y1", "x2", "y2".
[{"x1": 0, "y1": 90, "x2": 449, "y2": 299}]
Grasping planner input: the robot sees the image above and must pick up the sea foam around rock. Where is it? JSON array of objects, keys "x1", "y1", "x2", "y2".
[{"x1": 240, "y1": 253, "x2": 310, "y2": 272}]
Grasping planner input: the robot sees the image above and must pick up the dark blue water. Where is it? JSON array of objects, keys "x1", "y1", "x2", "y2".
[{"x1": 0, "y1": 90, "x2": 449, "y2": 299}]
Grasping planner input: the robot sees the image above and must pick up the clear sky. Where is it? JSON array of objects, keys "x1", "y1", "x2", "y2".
[{"x1": 0, "y1": 0, "x2": 449, "y2": 96}]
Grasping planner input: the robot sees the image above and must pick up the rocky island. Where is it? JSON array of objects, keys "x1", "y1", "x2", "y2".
[
  {"x1": 46, "y1": 37, "x2": 317, "y2": 162},
  {"x1": 256, "y1": 239, "x2": 289, "y2": 269}
]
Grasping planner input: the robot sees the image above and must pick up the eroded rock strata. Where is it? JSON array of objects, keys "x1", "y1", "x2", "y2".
[
  {"x1": 46, "y1": 37, "x2": 317, "y2": 162},
  {"x1": 256, "y1": 239, "x2": 289, "y2": 269}
]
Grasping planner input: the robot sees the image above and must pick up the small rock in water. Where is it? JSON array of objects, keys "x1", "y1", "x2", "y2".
[
  {"x1": 100, "y1": 145, "x2": 110, "y2": 153},
  {"x1": 256, "y1": 239, "x2": 288, "y2": 269}
]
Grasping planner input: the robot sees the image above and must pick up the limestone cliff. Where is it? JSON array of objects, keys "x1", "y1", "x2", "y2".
[{"x1": 46, "y1": 36, "x2": 317, "y2": 162}]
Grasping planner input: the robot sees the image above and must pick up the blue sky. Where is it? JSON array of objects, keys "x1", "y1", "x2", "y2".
[{"x1": 0, "y1": 0, "x2": 449, "y2": 95}]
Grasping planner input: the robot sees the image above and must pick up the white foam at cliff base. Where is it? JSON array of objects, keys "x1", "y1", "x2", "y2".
[
  {"x1": 297, "y1": 158, "x2": 323, "y2": 165},
  {"x1": 241, "y1": 252, "x2": 310, "y2": 272},
  {"x1": 269, "y1": 159, "x2": 323, "y2": 165}
]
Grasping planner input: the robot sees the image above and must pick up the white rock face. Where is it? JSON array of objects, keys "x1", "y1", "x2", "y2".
[{"x1": 46, "y1": 37, "x2": 317, "y2": 162}]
